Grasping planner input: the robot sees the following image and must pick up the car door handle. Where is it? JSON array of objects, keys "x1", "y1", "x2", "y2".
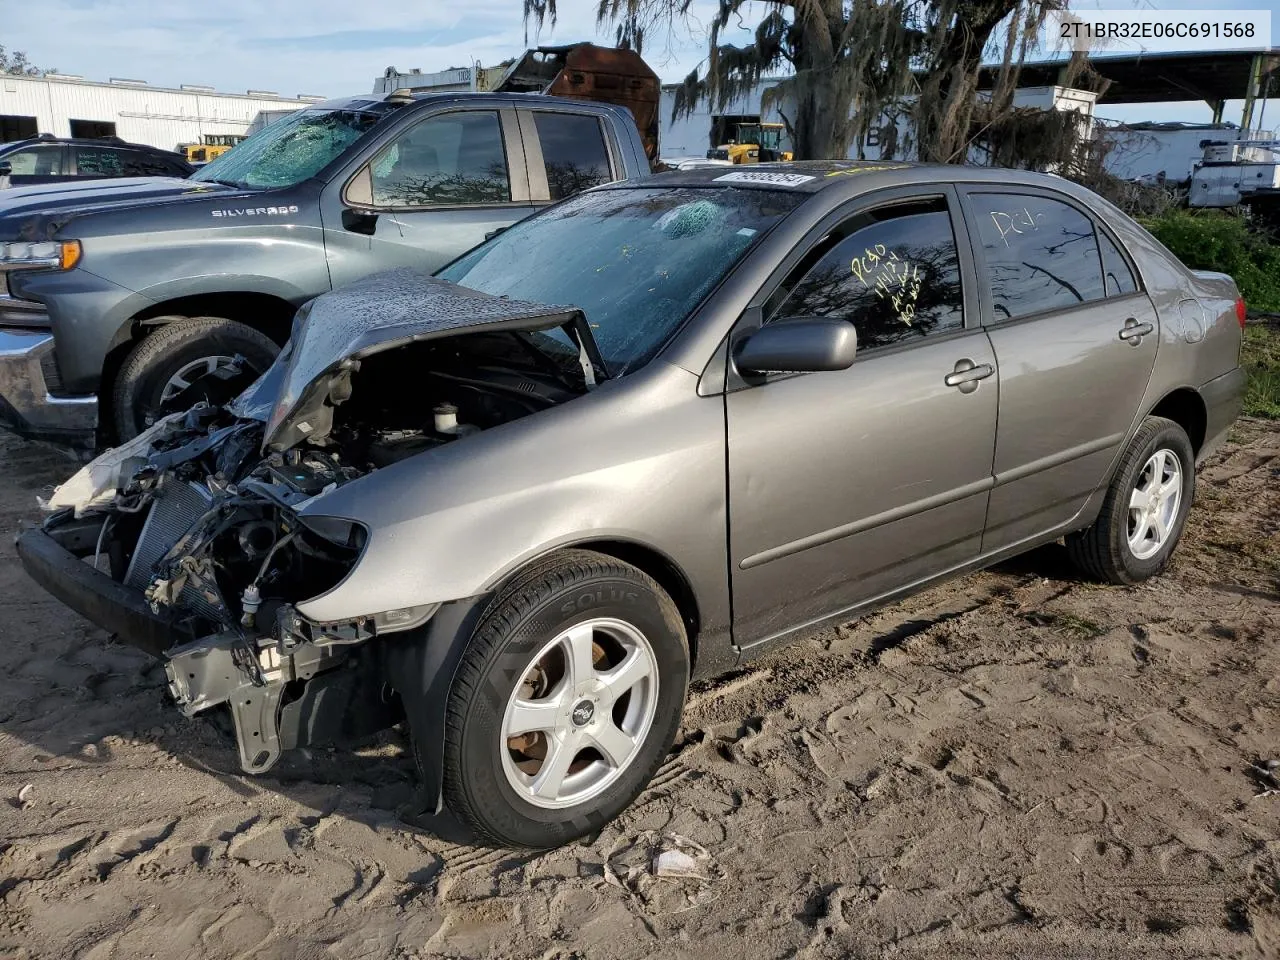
[
  {"x1": 1118, "y1": 318, "x2": 1154, "y2": 343},
  {"x1": 944, "y1": 359, "x2": 995, "y2": 390}
]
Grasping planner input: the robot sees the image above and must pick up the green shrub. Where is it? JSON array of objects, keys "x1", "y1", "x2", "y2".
[
  {"x1": 1141, "y1": 210, "x2": 1280, "y2": 313},
  {"x1": 1243, "y1": 324, "x2": 1280, "y2": 419}
]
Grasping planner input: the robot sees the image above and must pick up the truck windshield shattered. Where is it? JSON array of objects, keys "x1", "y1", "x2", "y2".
[{"x1": 190, "y1": 106, "x2": 389, "y2": 190}]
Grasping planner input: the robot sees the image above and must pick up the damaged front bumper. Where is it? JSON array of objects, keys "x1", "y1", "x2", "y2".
[
  {"x1": 17, "y1": 519, "x2": 191, "y2": 658},
  {"x1": 0, "y1": 328, "x2": 97, "y2": 444},
  {"x1": 16, "y1": 513, "x2": 406, "y2": 774}
]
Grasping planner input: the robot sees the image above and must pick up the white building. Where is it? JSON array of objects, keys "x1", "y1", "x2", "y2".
[
  {"x1": 1099, "y1": 121, "x2": 1280, "y2": 185},
  {"x1": 0, "y1": 73, "x2": 324, "y2": 152}
]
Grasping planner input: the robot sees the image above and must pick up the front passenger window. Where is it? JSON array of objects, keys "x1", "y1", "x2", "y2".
[
  {"x1": 768, "y1": 197, "x2": 965, "y2": 351},
  {"x1": 6, "y1": 146, "x2": 63, "y2": 176},
  {"x1": 370, "y1": 112, "x2": 511, "y2": 207}
]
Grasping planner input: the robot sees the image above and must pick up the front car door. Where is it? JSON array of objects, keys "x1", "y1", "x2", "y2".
[
  {"x1": 725, "y1": 187, "x2": 1000, "y2": 651},
  {"x1": 322, "y1": 107, "x2": 532, "y2": 288},
  {"x1": 959, "y1": 187, "x2": 1160, "y2": 553}
]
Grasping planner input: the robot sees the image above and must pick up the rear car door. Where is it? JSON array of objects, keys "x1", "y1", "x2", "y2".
[
  {"x1": 959, "y1": 187, "x2": 1159, "y2": 553},
  {"x1": 3, "y1": 144, "x2": 69, "y2": 185},
  {"x1": 519, "y1": 109, "x2": 623, "y2": 209},
  {"x1": 725, "y1": 188, "x2": 999, "y2": 651},
  {"x1": 334, "y1": 107, "x2": 532, "y2": 279}
]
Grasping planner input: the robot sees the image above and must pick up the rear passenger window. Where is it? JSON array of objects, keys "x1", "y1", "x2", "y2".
[
  {"x1": 76, "y1": 147, "x2": 124, "y2": 177},
  {"x1": 767, "y1": 197, "x2": 964, "y2": 351},
  {"x1": 533, "y1": 112, "x2": 613, "y2": 200},
  {"x1": 969, "y1": 193, "x2": 1105, "y2": 320},
  {"x1": 1099, "y1": 231, "x2": 1138, "y2": 296}
]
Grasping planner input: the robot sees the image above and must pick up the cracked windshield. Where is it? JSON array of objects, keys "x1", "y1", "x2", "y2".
[
  {"x1": 191, "y1": 107, "x2": 385, "y2": 189},
  {"x1": 438, "y1": 186, "x2": 802, "y2": 372}
]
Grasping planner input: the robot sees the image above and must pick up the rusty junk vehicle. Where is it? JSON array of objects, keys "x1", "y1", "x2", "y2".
[{"x1": 18, "y1": 162, "x2": 1245, "y2": 849}]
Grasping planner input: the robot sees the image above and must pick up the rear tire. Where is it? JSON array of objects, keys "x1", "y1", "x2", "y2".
[
  {"x1": 441, "y1": 550, "x2": 689, "y2": 849},
  {"x1": 1065, "y1": 416, "x2": 1194, "y2": 584},
  {"x1": 111, "y1": 316, "x2": 279, "y2": 441}
]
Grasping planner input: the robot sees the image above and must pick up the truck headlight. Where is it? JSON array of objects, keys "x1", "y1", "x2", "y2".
[{"x1": 0, "y1": 240, "x2": 81, "y2": 272}]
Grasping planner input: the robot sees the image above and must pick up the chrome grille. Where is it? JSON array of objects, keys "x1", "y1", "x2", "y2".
[{"x1": 126, "y1": 481, "x2": 224, "y2": 622}]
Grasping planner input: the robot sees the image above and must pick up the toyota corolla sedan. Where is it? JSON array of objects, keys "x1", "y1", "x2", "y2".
[{"x1": 18, "y1": 162, "x2": 1245, "y2": 849}]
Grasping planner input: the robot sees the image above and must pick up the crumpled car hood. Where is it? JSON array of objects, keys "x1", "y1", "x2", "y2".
[{"x1": 254, "y1": 268, "x2": 583, "y2": 452}]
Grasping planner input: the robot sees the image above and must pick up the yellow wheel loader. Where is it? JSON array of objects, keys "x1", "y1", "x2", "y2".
[{"x1": 706, "y1": 122, "x2": 793, "y2": 163}]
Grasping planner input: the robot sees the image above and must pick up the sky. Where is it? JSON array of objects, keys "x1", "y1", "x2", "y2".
[{"x1": 4, "y1": 0, "x2": 1280, "y2": 129}]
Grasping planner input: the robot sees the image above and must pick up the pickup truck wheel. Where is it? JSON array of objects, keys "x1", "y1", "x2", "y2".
[
  {"x1": 441, "y1": 550, "x2": 689, "y2": 849},
  {"x1": 112, "y1": 317, "x2": 279, "y2": 441},
  {"x1": 1065, "y1": 416, "x2": 1195, "y2": 584}
]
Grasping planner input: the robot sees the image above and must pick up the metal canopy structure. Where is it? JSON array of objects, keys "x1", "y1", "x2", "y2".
[{"x1": 977, "y1": 50, "x2": 1280, "y2": 128}]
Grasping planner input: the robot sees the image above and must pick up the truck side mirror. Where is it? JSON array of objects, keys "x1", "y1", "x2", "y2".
[{"x1": 341, "y1": 208, "x2": 379, "y2": 236}]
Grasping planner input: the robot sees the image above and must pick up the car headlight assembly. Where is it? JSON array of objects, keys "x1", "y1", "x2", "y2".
[
  {"x1": 0, "y1": 240, "x2": 81, "y2": 272},
  {"x1": 299, "y1": 515, "x2": 368, "y2": 552}
]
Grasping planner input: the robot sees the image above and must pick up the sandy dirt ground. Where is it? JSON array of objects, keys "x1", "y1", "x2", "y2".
[{"x1": 0, "y1": 420, "x2": 1277, "y2": 960}]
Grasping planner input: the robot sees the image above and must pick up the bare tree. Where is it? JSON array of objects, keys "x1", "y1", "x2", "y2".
[
  {"x1": 522, "y1": 0, "x2": 1087, "y2": 166},
  {"x1": 0, "y1": 46, "x2": 44, "y2": 77}
]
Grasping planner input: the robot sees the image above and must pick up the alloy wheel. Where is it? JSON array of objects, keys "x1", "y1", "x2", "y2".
[
  {"x1": 500, "y1": 617, "x2": 659, "y2": 809},
  {"x1": 1127, "y1": 447, "x2": 1183, "y2": 560}
]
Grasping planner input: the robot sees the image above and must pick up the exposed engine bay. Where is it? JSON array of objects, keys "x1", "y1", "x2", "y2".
[
  {"x1": 80, "y1": 330, "x2": 586, "y2": 636},
  {"x1": 33, "y1": 288, "x2": 597, "y2": 774}
]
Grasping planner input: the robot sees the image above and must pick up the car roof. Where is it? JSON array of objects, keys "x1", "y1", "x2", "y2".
[
  {"x1": 0, "y1": 136, "x2": 184, "y2": 156},
  {"x1": 312, "y1": 91, "x2": 632, "y2": 117},
  {"x1": 627, "y1": 160, "x2": 1075, "y2": 194}
]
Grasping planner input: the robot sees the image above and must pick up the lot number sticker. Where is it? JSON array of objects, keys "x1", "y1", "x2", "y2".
[{"x1": 712, "y1": 171, "x2": 816, "y2": 186}]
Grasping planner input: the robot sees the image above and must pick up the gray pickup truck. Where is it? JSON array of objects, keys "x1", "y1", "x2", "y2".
[{"x1": 0, "y1": 90, "x2": 651, "y2": 445}]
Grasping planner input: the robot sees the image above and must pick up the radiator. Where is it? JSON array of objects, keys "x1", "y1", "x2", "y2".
[{"x1": 125, "y1": 480, "x2": 224, "y2": 621}]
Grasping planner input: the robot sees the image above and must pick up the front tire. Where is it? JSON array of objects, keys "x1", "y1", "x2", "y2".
[
  {"x1": 442, "y1": 551, "x2": 689, "y2": 849},
  {"x1": 111, "y1": 316, "x2": 279, "y2": 441},
  {"x1": 1066, "y1": 416, "x2": 1195, "y2": 584}
]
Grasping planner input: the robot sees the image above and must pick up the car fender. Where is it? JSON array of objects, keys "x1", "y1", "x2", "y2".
[{"x1": 293, "y1": 360, "x2": 732, "y2": 656}]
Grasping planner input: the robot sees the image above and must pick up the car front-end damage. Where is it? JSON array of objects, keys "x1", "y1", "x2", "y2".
[{"x1": 17, "y1": 269, "x2": 602, "y2": 777}]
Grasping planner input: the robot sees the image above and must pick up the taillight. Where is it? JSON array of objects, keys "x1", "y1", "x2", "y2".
[{"x1": 1236, "y1": 297, "x2": 1247, "y2": 329}]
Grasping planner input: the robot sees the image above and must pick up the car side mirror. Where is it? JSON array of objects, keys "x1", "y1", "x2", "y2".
[
  {"x1": 735, "y1": 319, "x2": 857, "y2": 375},
  {"x1": 485, "y1": 226, "x2": 508, "y2": 241},
  {"x1": 0, "y1": 162, "x2": 11, "y2": 177}
]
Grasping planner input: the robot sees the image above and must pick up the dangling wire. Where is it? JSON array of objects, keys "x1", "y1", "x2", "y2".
[{"x1": 92, "y1": 515, "x2": 114, "y2": 573}]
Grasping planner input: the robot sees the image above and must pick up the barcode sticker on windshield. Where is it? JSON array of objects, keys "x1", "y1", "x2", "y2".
[{"x1": 713, "y1": 171, "x2": 815, "y2": 187}]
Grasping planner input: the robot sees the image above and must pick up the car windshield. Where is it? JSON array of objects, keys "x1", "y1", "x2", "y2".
[
  {"x1": 190, "y1": 107, "x2": 384, "y2": 190},
  {"x1": 437, "y1": 186, "x2": 803, "y2": 373}
]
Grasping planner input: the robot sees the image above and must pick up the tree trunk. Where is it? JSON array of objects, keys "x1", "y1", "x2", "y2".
[
  {"x1": 787, "y1": 5, "x2": 852, "y2": 160},
  {"x1": 789, "y1": 79, "x2": 846, "y2": 160},
  {"x1": 915, "y1": 2, "x2": 1020, "y2": 163}
]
